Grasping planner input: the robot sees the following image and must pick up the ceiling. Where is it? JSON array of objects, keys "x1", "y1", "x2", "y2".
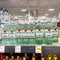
[{"x1": 0, "y1": 0, "x2": 60, "y2": 17}]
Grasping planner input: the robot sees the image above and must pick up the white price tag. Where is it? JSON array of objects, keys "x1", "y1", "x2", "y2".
[
  {"x1": 0, "y1": 46, "x2": 5, "y2": 53},
  {"x1": 15, "y1": 46, "x2": 21, "y2": 53},
  {"x1": 35, "y1": 46, "x2": 42, "y2": 53}
]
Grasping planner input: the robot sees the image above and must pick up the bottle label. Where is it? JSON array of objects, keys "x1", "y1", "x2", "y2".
[
  {"x1": 52, "y1": 29, "x2": 58, "y2": 37},
  {"x1": 45, "y1": 29, "x2": 52, "y2": 37},
  {"x1": 16, "y1": 30, "x2": 22, "y2": 38},
  {"x1": 36, "y1": 29, "x2": 43, "y2": 37},
  {"x1": 28, "y1": 30, "x2": 35, "y2": 38},
  {"x1": 9, "y1": 31, "x2": 15, "y2": 38},
  {"x1": 23, "y1": 30, "x2": 29, "y2": 38},
  {"x1": 2, "y1": 31, "x2": 8, "y2": 38}
]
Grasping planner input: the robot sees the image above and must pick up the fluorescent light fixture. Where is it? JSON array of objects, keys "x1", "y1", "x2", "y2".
[
  {"x1": 21, "y1": 9, "x2": 27, "y2": 12},
  {"x1": 45, "y1": 14, "x2": 49, "y2": 16},
  {"x1": 49, "y1": 8, "x2": 54, "y2": 11}
]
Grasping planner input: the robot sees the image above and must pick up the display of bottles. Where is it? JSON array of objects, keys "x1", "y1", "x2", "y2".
[
  {"x1": 0, "y1": 53, "x2": 59, "y2": 60},
  {"x1": 0, "y1": 8, "x2": 58, "y2": 45}
]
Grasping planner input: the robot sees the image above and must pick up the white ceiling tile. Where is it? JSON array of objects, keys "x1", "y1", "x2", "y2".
[
  {"x1": 39, "y1": 0, "x2": 49, "y2": 6},
  {"x1": 48, "y1": 0, "x2": 60, "y2": 6},
  {"x1": 28, "y1": 0, "x2": 38, "y2": 6}
]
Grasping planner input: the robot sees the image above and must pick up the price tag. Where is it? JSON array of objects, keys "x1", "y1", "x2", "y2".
[
  {"x1": 5, "y1": 46, "x2": 15, "y2": 53},
  {"x1": 21, "y1": 46, "x2": 35, "y2": 53},
  {"x1": 35, "y1": 46, "x2": 42, "y2": 53},
  {"x1": 0, "y1": 46, "x2": 5, "y2": 53},
  {"x1": 15, "y1": 46, "x2": 21, "y2": 53}
]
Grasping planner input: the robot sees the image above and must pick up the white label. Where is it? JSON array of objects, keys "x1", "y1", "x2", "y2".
[
  {"x1": 24, "y1": 39, "x2": 28, "y2": 41},
  {"x1": 0, "y1": 46, "x2": 5, "y2": 53},
  {"x1": 52, "y1": 29, "x2": 58, "y2": 37},
  {"x1": 16, "y1": 30, "x2": 22, "y2": 38},
  {"x1": 36, "y1": 29, "x2": 43, "y2": 37},
  {"x1": 15, "y1": 46, "x2": 21, "y2": 53},
  {"x1": 2, "y1": 31, "x2": 8, "y2": 38},
  {"x1": 35, "y1": 46, "x2": 42, "y2": 53},
  {"x1": 9, "y1": 31, "x2": 15, "y2": 38},
  {"x1": 28, "y1": 30, "x2": 35, "y2": 38},
  {"x1": 45, "y1": 29, "x2": 52, "y2": 37},
  {"x1": 23, "y1": 30, "x2": 29, "y2": 38}
]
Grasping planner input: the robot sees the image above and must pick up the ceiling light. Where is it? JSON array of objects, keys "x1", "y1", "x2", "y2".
[
  {"x1": 21, "y1": 9, "x2": 27, "y2": 12},
  {"x1": 49, "y1": 9, "x2": 54, "y2": 11},
  {"x1": 45, "y1": 14, "x2": 49, "y2": 16}
]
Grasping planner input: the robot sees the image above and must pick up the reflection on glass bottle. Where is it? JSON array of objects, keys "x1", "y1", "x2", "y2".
[
  {"x1": 17, "y1": 56, "x2": 22, "y2": 60},
  {"x1": 48, "y1": 54, "x2": 52, "y2": 60},
  {"x1": 23, "y1": 54, "x2": 29, "y2": 60},
  {"x1": 53, "y1": 54, "x2": 57, "y2": 60},
  {"x1": 11, "y1": 56, "x2": 14, "y2": 60},
  {"x1": 32, "y1": 53, "x2": 35, "y2": 60},
  {"x1": 6, "y1": 56, "x2": 9, "y2": 60},
  {"x1": 41, "y1": 54, "x2": 45, "y2": 60}
]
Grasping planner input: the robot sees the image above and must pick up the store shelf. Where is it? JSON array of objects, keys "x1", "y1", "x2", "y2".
[{"x1": 0, "y1": 46, "x2": 60, "y2": 53}]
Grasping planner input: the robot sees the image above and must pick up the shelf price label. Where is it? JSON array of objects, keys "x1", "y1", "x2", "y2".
[
  {"x1": 21, "y1": 46, "x2": 35, "y2": 53},
  {"x1": 0, "y1": 46, "x2": 5, "y2": 53},
  {"x1": 35, "y1": 46, "x2": 42, "y2": 53},
  {"x1": 5, "y1": 46, "x2": 15, "y2": 53},
  {"x1": 15, "y1": 46, "x2": 21, "y2": 53}
]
